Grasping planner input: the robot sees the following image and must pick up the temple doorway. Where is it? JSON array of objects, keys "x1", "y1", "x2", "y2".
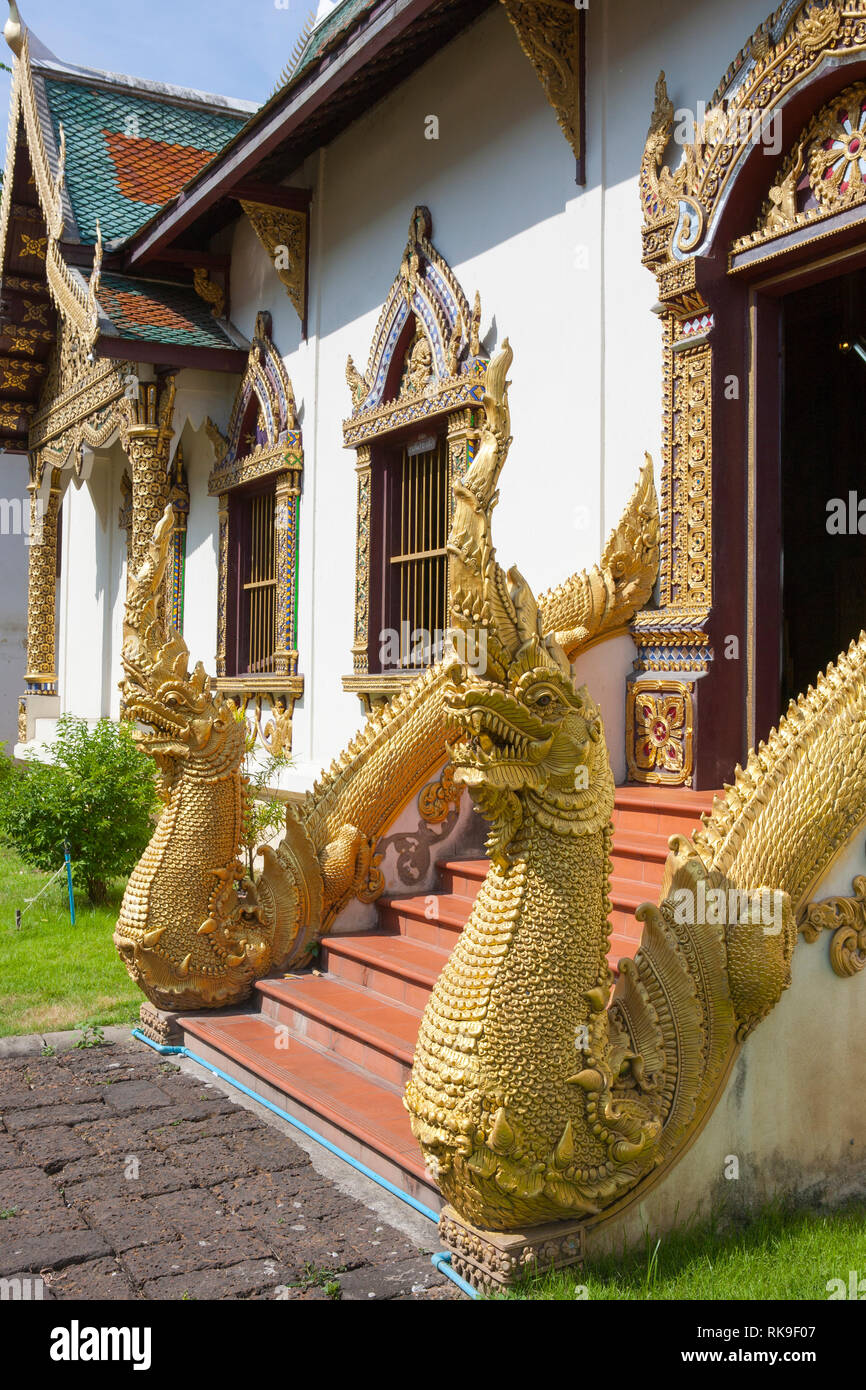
[{"x1": 780, "y1": 266, "x2": 866, "y2": 711}]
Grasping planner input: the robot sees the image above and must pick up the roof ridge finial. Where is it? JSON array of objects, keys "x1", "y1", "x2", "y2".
[{"x1": 4, "y1": 2, "x2": 23, "y2": 56}]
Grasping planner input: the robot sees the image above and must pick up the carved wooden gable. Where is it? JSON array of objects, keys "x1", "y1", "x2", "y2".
[{"x1": 208, "y1": 311, "x2": 301, "y2": 495}]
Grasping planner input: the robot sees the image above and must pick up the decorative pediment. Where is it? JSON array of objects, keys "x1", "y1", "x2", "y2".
[
  {"x1": 207, "y1": 311, "x2": 301, "y2": 494},
  {"x1": 638, "y1": 0, "x2": 863, "y2": 294},
  {"x1": 733, "y1": 81, "x2": 866, "y2": 254},
  {"x1": 343, "y1": 207, "x2": 487, "y2": 447}
]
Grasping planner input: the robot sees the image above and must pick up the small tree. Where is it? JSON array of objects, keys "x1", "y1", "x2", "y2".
[
  {"x1": 232, "y1": 709, "x2": 293, "y2": 875},
  {"x1": 0, "y1": 716, "x2": 159, "y2": 904}
]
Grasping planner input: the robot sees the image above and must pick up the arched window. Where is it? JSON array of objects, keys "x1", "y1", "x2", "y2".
[
  {"x1": 208, "y1": 311, "x2": 303, "y2": 740},
  {"x1": 342, "y1": 207, "x2": 488, "y2": 708}
]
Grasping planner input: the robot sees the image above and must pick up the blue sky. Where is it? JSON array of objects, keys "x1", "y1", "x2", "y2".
[{"x1": 1, "y1": 0, "x2": 315, "y2": 152}]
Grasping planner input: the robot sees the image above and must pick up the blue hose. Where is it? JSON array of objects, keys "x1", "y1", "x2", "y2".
[
  {"x1": 431, "y1": 1251, "x2": 479, "y2": 1299},
  {"x1": 132, "y1": 1027, "x2": 477, "y2": 1298}
]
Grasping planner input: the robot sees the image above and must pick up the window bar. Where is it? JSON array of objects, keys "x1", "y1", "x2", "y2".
[
  {"x1": 422, "y1": 448, "x2": 427, "y2": 649},
  {"x1": 254, "y1": 495, "x2": 261, "y2": 673},
  {"x1": 399, "y1": 452, "x2": 406, "y2": 669},
  {"x1": 256, "y1": 494, "x2": 261, "y2": 674},
  {"x1": 258, "y1": 494, "x2": 263, "y2": 673},
  {"x1": 254, "y1": 494, "x2": 261, "y2": 678}
]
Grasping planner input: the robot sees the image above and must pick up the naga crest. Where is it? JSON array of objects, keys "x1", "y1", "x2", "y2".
[
  {"x1": 445, "y1": 340, "x2": 615, "y2": 863},
  {"x1": 406, "y1": 342, "x2": 659, "y2": 1226},
  {"x1": 115, "y1": 508, "x2": 303, "y2": 1008},
  {"x1": 121, "y1": 508, "x2": 245, "y2": 778}
]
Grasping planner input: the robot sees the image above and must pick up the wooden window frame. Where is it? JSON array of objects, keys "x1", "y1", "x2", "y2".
[
  {"x1": 225, "y1": 477, "x2": 278, "y2": 679},
  {"x1": 369, "y1": 431, "x2": 450, "y2": 674}
]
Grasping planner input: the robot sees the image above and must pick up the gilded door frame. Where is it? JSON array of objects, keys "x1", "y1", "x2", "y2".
[{"x1": 634, "y1": 0, "x2": 866, "y2": 787}]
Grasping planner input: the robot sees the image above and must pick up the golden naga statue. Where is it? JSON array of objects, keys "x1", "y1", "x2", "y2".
[
  {"x1": 404, "y1": 340, "x2": 866, "y2": 1232},
  {"x1": 115, "y1": 360, "x2": 659, "y2": 1012}
]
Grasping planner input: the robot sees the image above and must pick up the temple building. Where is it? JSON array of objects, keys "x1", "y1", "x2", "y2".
[
  {"x1": 6, "y1": 0, "x2": 866, "y2": 788},
  {"x1": 0, "y1": 0, "x2": 783, "y2": 793},
  {"x1": 3, "y1": 0, "x2": 866, "y2": 1278},
  {"x1": 8, "y1": 0, "x2": 861, "y2": 795}
]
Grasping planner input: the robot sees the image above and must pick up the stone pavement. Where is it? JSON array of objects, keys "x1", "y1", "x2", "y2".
[{"x1": 0, "y1": 1032, "x2": 460, "y2": 1301}]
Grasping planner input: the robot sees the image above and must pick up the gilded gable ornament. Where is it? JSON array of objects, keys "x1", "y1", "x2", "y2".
[
  {"x1": 345, "y1": 355, "x2": 369, "y2": 410},
  {"x1": 242, "y1": 201, "x2": 307, "y2": 324},
  {"x1": 207, "y1": 311, "x2": 301, "y2": 495},
  {"x1": 343, "y1": 207, "x2": 488, "y2": 445},
  {"x1": 639, "y1": 1, "x2": 864, "y2": 281},
  {"x1": 733, "y1": 82, "x2": 866, "y2": 253},
  {"x1": 342, "y1": 209, "x2": 489, "y2": 687},
  {"x1": 500, "y1": 0, "x2": 584, "y2": 163},
  {"x1": 192, "y1": 267, "x2": 226, "y2": 319},
  {"x1": 399, "y1": 328, "x2": 434, "y2": 398},
  {"x1": 208, "y1": 314, "x2": 303, "y2": 702},
  {"x1": 629, "y1": 5, "x2": 866, "y2": 784}
]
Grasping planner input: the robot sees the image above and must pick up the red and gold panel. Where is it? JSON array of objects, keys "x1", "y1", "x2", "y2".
[{"x1": 627, "y1": 679, "x2": 695, "y2": 787}]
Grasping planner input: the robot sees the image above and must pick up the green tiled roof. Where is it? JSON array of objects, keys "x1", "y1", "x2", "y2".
[
  {"x1": 43, "y1": 78, "x2": 248, "y2": 245},
  {"x1": 292, "y1": 1, "x2": 377, "y2": 82},
  {"x1": 96, "y1": 273, "x2": 238, "y2": 351}
]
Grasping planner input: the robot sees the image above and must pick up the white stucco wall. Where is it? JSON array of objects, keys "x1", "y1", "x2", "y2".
[
  {"x1": 587, "y1": 823, "x2": 866, "y2": 1255},
  {"x1": 181, "y1": 420, "x2": 221, "y2": 669},
  {"x1": 0, "y1": 451, "x2": 30, "y2": 752},
  {"x1": 57, "y1": 445, "x2": 127, "y2": 722},
  {"x1": 572, "y1": 634, "x2": 637, "y2": 786}
]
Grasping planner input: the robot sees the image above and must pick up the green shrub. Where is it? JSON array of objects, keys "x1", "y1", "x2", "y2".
[
  {"x1": 0, "y1": 743, "x2": 13, "y2": 793},
  {"x1": 0, "y1": 716, "x2": 159, "y2": 905}
]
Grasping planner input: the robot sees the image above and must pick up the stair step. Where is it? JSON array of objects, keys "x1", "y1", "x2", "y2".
[
  {"x1": 257, "y1": 974, "x2": 419, "y2": 1086},
  {"x1": 612, "y1": 785, "x2": 719, "y2": 837},
  {"x1": 610, "y1": 907, "x2": 646, "y2": 945},
  {"x1": 379, "y1": 892, "x2": 472, "y2": 948},
  {"x1": 610, "y1": 874, "x2": 658, "y2": 912},
  {"x1": 608, "y1": 932, "x2": 638, "y2": 966},
  {"x1": 180, "y1": 1013, "x2": 439, "y2": 1205},
  {"x1": 322, "y1": 932, "x2": 448, "y2": 1010},
  {"x1": 438, "y1": 858, "x2": 489, "y2": 897},
  {"x1": 609, "y1": 829, "x2": 672, "y2": 884}
]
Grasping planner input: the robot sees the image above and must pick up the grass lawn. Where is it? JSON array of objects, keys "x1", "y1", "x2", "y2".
[
  {"x1": 498, "y1": 1198, "x2": 866, "y2": 1300},
  {"x1": 0, "y1": 843, "x2": 141, "y2": 1037}
]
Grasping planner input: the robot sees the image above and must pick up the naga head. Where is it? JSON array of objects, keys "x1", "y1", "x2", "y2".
[
  {"x1": 121, "y1": 505, "x2": 245, "y2": 777},
  {"x1": 445, "y1": 342, "x2": 614, "y2": 861},
  {"x1": 116, "y1": 505, "x2": 272, "y2": 1009},
  {"x1": 446, "y1": 636, "x2": 613, "y2": 863}
]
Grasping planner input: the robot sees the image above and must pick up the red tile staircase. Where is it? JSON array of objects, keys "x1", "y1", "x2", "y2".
[{"x1": 180, "y1": 785, "x2": 718, "y2": 1209}]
